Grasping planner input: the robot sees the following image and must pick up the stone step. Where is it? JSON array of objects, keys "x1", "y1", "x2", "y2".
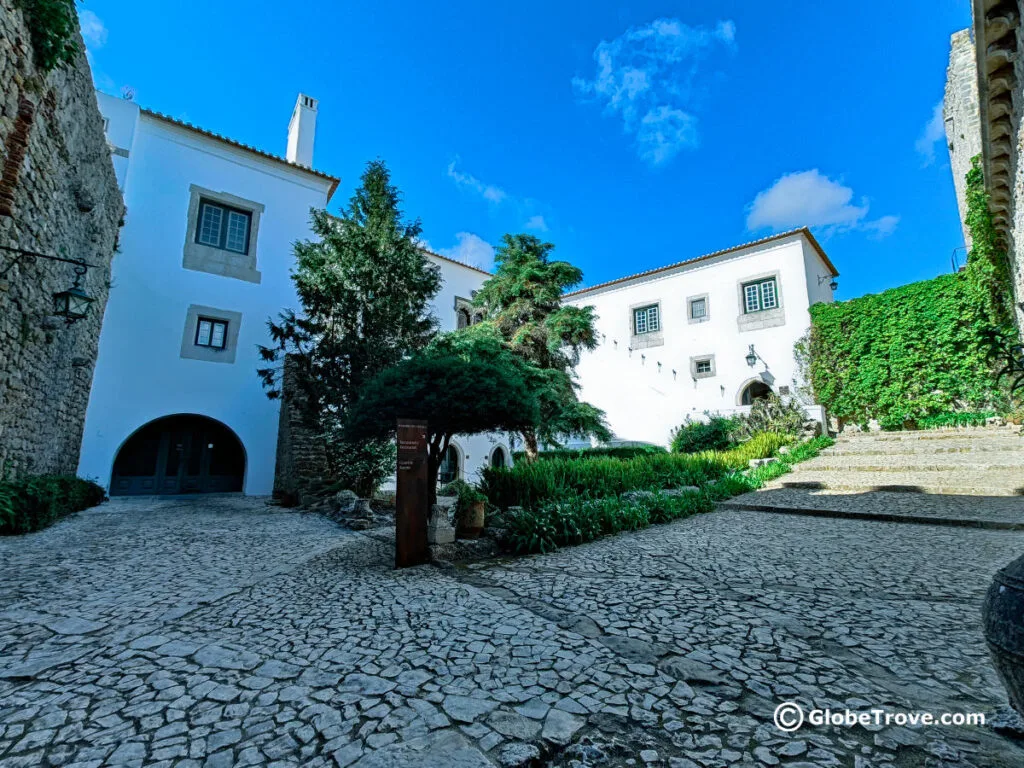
[
  {"x1": 767, "y1": 469, "x2": 1024, "y2": 496},
  {"x1": 822, "y1": 438, "x2": 1023, "y2": 456},
  {"x1": 721, "y1": 488, "x2": 1024, "y2": 529},
  {"x1": 836, "y1": 427, "x2": 1021, "y2": 442},
  {"x1": 801, "y1": 453, "x2": 1024, "y2": 472}
]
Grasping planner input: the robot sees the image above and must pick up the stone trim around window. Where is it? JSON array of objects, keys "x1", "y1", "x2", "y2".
[
  {"x1": 736, "y1": 270, "x2": 786, "y2": 332},
  {"x1": 183, "y1": 185, "x2": 265, "y2": 284},
  {"x1": 180, "y1": 304, "x2": 243, "y2": 364},
  {"x1": 629, "y1": 299, "x2": 664, "y2": 349},
  {"x1": 689, "y1": 354, "x2": 716, "y2": 379},
  {"x1": 687, "y1": 293, "x2": 710, "y2": 324}
]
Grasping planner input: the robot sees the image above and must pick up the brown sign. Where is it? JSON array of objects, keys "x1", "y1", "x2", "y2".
[{"x1": 395, "y1": 418, "x2": 429, "y2": 568}]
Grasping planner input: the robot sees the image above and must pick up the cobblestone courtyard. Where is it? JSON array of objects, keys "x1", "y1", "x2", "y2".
[{"x1": 2, "y1": 497, "x2": 1024, "y2": 767}]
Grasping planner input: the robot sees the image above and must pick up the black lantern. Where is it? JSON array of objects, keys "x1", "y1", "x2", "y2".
[
  {"x1": 829, "y1": 279, "x2": 839, "y2": 292},
  {"x1": 52, "y1": 266, "x2": 94, "y2": 324},
  {"x1": 745, "y1": 344, "x2": 758, "y2": 367}
]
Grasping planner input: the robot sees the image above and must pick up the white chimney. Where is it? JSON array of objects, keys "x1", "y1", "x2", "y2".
[{"x1": 286, "y1": 94, "x2": 318, "y2": 167}]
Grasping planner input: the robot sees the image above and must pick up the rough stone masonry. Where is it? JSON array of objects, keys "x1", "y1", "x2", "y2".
[{"x1": 0, "y1": 1, "x2": 123, "y2": 476}]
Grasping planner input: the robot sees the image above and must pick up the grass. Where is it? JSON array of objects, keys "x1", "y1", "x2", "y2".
[{"x1": 501, "y1": 434, "x2": 834, "y2": 555}]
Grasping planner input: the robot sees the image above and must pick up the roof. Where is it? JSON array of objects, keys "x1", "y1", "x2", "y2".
[
  {"x1": 422, "y1": 248, "x2": 492, "y2": 277},
  {"x1": 564, "y1": 228, "x2": 837, "y2": 298},
  {"x1": 140, "y1": 108, "x2": 340, "y2": 201}
]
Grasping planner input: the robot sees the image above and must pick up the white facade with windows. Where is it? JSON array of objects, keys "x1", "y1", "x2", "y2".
[
  {"x1": 563, "y1": 230, "x2": 836, "y2": 448},
  {"x1": 78, "y1": 92, "x2": 511, "y2": 496}
]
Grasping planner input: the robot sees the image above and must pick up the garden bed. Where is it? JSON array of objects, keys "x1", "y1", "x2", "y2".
[{"x1": 0, "y1": 475, "x2": 107, "y2": 535}]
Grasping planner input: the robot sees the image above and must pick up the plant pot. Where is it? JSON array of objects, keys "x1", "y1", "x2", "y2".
[
  {"x1": 983, "y1": 553, "x2": 1024, "y2": 715},
  {"x1": 457, "y1": 500, "x2": 485, "y2": 540}
]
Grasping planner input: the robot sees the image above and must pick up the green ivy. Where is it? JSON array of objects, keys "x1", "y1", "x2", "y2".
[
  {"x1": 14, "y1": 0, "x2": 81, "y2": 73},
  {"x1": 807, "y1": 274, "x2": 1004, "y2": 429},
  {"x1": 964, "y1": 155, "x2": 1015, "y2": 328}
]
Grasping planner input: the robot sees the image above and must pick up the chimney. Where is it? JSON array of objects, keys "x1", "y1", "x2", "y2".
[{"x1": 286, "y1": 94, "x2": 318, "y2": 167}]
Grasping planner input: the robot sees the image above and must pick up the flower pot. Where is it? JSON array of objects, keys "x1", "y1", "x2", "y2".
[{"x1": 457, "y1": 500, "x2": 485, "y2": 540}]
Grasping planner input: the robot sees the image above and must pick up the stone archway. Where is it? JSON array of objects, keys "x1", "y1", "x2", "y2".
[
  {"x1": 490, "y1": 445, "x2": 509, "y2": 468},
  {"x1": 111, "y1": 415, "x2": 245, "y2": 495},
  {"x1": 738, "y1": 379, "x2": 772, "y2": 406},
  {"x1": 438, "y1": 442, "x2": 463, "y2": 485}
]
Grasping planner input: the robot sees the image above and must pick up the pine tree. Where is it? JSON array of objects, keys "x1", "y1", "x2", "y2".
[
  {"x1": 258, "y1": 160, "x2": 442, "y2": 494},
  {"x1": 472, "y1": 234, "x2": 611, "y2": 457}
]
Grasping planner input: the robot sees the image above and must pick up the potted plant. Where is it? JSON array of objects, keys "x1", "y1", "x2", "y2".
[{"x1": 441, "y1": 480, "x2": 488, "y2": 539}]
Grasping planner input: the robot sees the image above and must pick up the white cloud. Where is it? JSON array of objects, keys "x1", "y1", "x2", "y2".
[
  {"x1": 573, "y1": 17, "x2": 735, "y2": 165},
  {"x1": 428, "y1": 232, "x2": 496, "y2": 271},
  {"x1": 746, "y1": 170, "x2": 899, "y2": 238},
  {"x1": 78, "y1": 9, "x2": 108, "y2": 50},
  {"x1": 915, "y1": 101, "x2": 946, "y2": 166},
  {"x1": 524, "y1": 214, "x2": 549, "y2": 232},
  {"x1": 447, "y1": 159, "x2": 507, "y2": 204}
]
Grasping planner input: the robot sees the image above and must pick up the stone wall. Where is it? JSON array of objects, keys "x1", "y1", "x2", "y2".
[
  {"x1": 944, "y1": 29, "x2": 983, "y2": 249},
  {"x1": 273, "y1": 356, "x2": 328, "y2": 504},
  {"x1": 0, "y1": 3, "x2": 124, "y2": 477}
]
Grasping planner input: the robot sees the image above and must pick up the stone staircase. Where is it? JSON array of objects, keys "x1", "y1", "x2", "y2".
[{"x1": 722, "y1": 427, "x2": 1024, "y2": 529}]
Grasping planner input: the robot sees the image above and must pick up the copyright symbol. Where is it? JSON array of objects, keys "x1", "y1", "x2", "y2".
[{"x1": 774, "y1": 702, "x2": 804, "y2": 732}]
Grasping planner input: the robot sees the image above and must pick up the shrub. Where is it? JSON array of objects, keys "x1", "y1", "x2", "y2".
[
  {"x1": 730, "y1": 395, "x2": 807, "y2": 442},
  {"x1": 707, "y1": 432, "x2": 791, "y2": 469},
  {"x1": 515, "y1": 445, "x2": 666, "y2": 462},
  {"x1": 439, "y1": 479, "x2": 487, "y2": 524},
  {"x1": 0, "y1": 475, "x2": 106, "y2": 535},
  {"x1": 917, "y1": 411, "x2": 996, "y2": 429},
  {"x1": 670, "y1": 414, "x2": 740, "y2": 454},
  {"x1": 481, "y1": 452, "x2": 726, "y2": 510},
  {"x1": 505, "y1": 490, "x2": 715, "y2": 554}
]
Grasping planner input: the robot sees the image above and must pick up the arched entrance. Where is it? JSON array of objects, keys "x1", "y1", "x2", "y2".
[
  {"x1": 490, "y1": 446, "x2": 508, "y2": 468},
  {"x1": 739, "y1": 380, "x2": 773, "y2": 405},
  {"x1": 111, "y1": 415, "x2": 245, "y2": 495}
]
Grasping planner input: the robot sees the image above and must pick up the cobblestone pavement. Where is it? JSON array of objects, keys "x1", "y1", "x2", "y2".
[{"x1": 2, "y1": 497, "x2": 1024, "y2": 767}]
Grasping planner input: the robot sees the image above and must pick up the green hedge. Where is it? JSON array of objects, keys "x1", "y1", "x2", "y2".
[
  {"x1": 807, "y1": 274, "x2": 1004, "y2": 430},
  {"x1": 0, "y1": 475, "x2": 106, "y2": 535},
  {"x1": 514, "y1": 445, "x2": 666, "y2": 462},
  {"x1": 483, "y1": 433, "x2": 789, "y2": 509},
  {"x1": 504, "y1": 436, "x2": 834, "y2": 554},
  {"x1": 670, "y1": 415, "x2": 740, "y2": 453}
]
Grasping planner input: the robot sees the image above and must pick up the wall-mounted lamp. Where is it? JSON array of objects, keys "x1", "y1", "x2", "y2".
[
  {"x1": 657, "y1": 361, "x2": 662, "y2": 373},
  {"x1": 745, "y1": 344, "x2": 759, "y2": 367},
  {"x1": 1, "y1": 244, "x2": 97, "y2": 325},
  {"x1": 818, "y1": 274, "x2": 839, "y2": 292}
]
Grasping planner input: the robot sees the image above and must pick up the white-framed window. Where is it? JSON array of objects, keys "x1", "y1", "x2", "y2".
[
  {"x1": 196, "y1": 200, "x2": 251, "y2": 254},
  {"x1": 694, "y1": 358, "x2": 712, "y2": 375},
  {"x1": 633, "y1": 304, "x2": 660, "y2": 335},
  {"x1": 742, "y1": 278, "x2": 778, "y2": 313},
  {"x1": 690, "y1": 297, "x2": 707, "y2": 320},
  {"x1": 195, "y1": 318, "x2": 228, "y2": 350}
]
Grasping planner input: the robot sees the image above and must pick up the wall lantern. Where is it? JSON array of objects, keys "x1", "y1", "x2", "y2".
[
  {"x1": 53, "y1": 265, "x2": 94, "y2": 324},
  {"x1": 1, "y1": 245, "x2": 97, "y2": 325},
  {"x1": 818, "y1": 274, "x2": 839, "y2": 292},
  {"x1": 745, "y1": 344, "x2": 759, "y2": 367}
]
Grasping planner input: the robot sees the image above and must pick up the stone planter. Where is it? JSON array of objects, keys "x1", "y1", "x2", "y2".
[
  {"x1": 456, "y1": 500, "x2": 485, "y2": 540},
  {"x1": 982, "y1": 553, "x2": 1024, "y2": 714}
]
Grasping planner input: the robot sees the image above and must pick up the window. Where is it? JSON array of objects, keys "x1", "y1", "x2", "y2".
[
  {"x1": 195, "y1": 318, "x2": 228, "y2": 350},
  {"x1": 742, "y1": 278, "x2": 778, "y2": 313},
  {"x1": 694, "y1": 358, "x2": 712, "y2": 375},
  {"x1": 196, "y1": 200, "x2": 251, "y2": 254},
  {"x1": 690, "y1": 297, "x2": 707, "y2": 320},
  {"x1": 633, "y1": 304, "x2": 660, "y2": 335}
]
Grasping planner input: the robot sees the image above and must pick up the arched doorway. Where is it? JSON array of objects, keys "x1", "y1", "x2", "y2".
[
  {"x1": 739, "y1": 380, "x2": 773, "y2": 405},
  {"x1": 438, "y1": 443, "x2": 462, "y2": 485},
  {"x1": 111, "y1": 415, "x2": 245, "y2": 495},
  {"x1": 490, "y1": 446, "x2": 508, "y2": 468}
]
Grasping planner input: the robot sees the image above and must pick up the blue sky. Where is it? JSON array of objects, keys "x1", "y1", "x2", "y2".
[{"x1": 81, "y1": 0, "x2": 972, "y2": 298}]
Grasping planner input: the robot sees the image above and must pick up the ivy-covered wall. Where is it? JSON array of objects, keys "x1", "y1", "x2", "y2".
[{"x1": 807, "y1": 274, "x2": 1003, "y2": 429}]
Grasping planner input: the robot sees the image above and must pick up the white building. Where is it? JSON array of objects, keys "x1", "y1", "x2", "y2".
[
  {"x1": 564, "y1": 229, "x2": 837, "y2": 447},
  {"x1": 79, "y1": 92, "x2": 511, "y2": 497}
]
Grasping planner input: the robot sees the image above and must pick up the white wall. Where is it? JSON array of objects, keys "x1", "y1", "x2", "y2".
[
  {"x1": 79, "y1": 95, "x2": 333, "y2": 495},
  {"x1": 565, "y1": 233, "x2": 833, "y2": 447}
]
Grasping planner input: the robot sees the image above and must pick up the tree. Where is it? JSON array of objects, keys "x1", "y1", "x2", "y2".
[
  {"x1": 257, "y1": 160, "x2": 442, "y2": 495},
  {"x1": 472, "y1": 234, "x2": 610, "y2": 457},
  {"x1": 345, "y1": 325, "x2": 540, "y2": 504}
]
